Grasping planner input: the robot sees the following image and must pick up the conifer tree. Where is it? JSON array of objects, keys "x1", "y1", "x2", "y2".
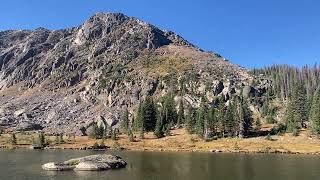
[
  {"x1": 225, "y1": 101, "x2": 236, "y2": 137},
  {"x1": 309, "y1": 88, "x2": 320, "y2": 134},
  {"x1": 162, "y1": 92, "x2": 177, "y2": 125},
  {"x1": 55, "y1": 135, "x2": 59, "y2": 144},
  {"x1": 165, "y1": 122, "x2": 172, "y2": 136},
  {"x1": 217, "y1": 101, "x2": 226, "y2": 137},
  {"x1": 177, "y1": 100, "x2": 185, "y2": 126},
  {"x1": 143, "y1": 96, "x2": 157, "y2": 131},
  {"x1": 112, "y1": 128, "x2": 117, "y2": 140},
  {"x1": 154, "y1": 110, "x2": 165, "y2": 138},
  {"x1": 59, "y1": 134, "x2": 64, "y2": 144},
  {"x1": 121, "y1": 109, "x2": 129, "y2": 133},
  {"x1": 284, "y1": 99, "x2": 299, "y2": 134},
  {"x1": 195, "y1": 104, "x2": 205, "y2": 138},
  {"x1": 284, "y1": 83, "x2": 307, "y2": 134},
  {"x1": 204, "y1": 107, "x2": 218, "y2": 138},
  {"x1": 38, "y1": 132, "x2": 46, "y2": 147},
  {"x1": 135, "y1": 101, "x2": 144, "y2": 131},
  {"x1": 185, "y1": 106, "x2": 196, "y2": 133},
  {"x1": 128, "y1": 128, "x2": 134, "y2": 142},
  {"x1": 10, "y1": 133, "x2": 17, "y2": 145},
  {"x1": 238, "y1": 99, "x2": 253, "y2": 137}
]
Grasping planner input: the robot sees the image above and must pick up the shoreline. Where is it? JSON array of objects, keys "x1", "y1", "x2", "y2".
[
  {"x1": 1, "y1": 145, "x2": 320, "y2": 155},
  {"x1": 2, "y1": 128, "x2": 320, "y2": 155}
]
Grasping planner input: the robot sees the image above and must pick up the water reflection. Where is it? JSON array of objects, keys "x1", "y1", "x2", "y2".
[{"x1": 0, "y1": 150, "x2": 320, "y2": 180}]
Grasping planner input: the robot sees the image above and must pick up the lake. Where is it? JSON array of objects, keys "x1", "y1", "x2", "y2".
[{"x1": 0, "y1": 149, "x2": 320, "y2": 180}]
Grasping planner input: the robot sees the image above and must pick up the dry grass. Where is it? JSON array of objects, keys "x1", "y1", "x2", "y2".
[{"x1": 2, "y1": 128, "x2": 320, "y2": 154}]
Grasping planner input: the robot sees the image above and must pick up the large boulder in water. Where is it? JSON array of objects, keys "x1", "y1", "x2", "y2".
[{"x1": 42, "y1": 154, "x2": 127, "y2": 171}]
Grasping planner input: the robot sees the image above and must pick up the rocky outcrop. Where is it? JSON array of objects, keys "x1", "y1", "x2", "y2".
[
  {"x1": 0, "y1": 12, "x2": 266, "y2": 134},
  {"x1": 42, "y1": 154, "x2": 127, "y2": 171}
]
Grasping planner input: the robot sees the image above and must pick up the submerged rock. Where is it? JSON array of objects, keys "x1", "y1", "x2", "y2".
[{"x1": 42, "y1": 154, "x2": 127, "y2": 171}]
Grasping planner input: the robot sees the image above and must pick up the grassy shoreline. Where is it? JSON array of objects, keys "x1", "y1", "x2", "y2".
[{"x1": 1, "y1": 128, "x2": 320, "y2": 155}]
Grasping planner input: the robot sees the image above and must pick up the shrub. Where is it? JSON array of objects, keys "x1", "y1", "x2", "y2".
[
  {"x1": 270, "y1": 123, "x2": 287, "y2": 135},
  {"x1": 92, "y1": 142, "x2": 100, "y2": 149}
]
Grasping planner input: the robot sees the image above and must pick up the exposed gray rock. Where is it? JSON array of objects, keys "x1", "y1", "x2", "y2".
[
  {"x1": 0, "y1": 12, "x2": 260, "y2": 134},
  {"x1": 14, "y1": 109, "x2": 25, "y2": 117},
  {"x1": 14, "y1": 122, "x2": 43, "y2": 131},
  {"x1": 42, "y1": 154, "x2": 127, "y2": 171}
]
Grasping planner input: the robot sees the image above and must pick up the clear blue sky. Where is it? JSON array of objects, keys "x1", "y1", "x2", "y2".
[{"x1": 1, "y1": 0, "x2": 319, "y2": 68}]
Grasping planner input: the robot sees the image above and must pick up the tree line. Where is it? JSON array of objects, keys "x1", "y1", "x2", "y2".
[
  {"x1": 252, "y1": 64, "x2": 320, "y2": 136},
  {"x1": 127, "y1": 93, "x2": 254, "y2": 140}
]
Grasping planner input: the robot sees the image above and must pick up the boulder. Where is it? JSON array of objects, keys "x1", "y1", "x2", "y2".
[
  {"x1": 42, "y1": 154, "x2": 127, "y2": 171},
  {"x1": 14, "y1": 109, "x2": 26, "y2": 117},
  {"x1": 0, "y1": 108, "x2": 5, "y2": 117},
  {"x1": 15, "y1": 122, "x2": 43, "y2": 131},
  {"x1": 242, "y1": 85, "x2": 256, "y2": 98}
]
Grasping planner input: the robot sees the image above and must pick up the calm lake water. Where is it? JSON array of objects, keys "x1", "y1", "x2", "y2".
[{"x1": 0, "y1": 149, "x2": 320, "y2": 180}]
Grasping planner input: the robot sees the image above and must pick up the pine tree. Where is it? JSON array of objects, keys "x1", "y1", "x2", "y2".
[
  {"x1": 240, "y1": 99, "x2": 253, "y2": 137},
  {"x1": 162, "y1": 93, "x2": 177, "y2": 125},
  {"x1": 235, "y1": 98, "x2": 245, "y2": 138},
  {"x1": 154, "y1": 110, "x2": 165, "y2": 138},
  {"x1": 143, "y1": 96, "x2": 157, "y2": 131},
  {"x1": 284, "y1": 99, "x2": 299, "y2": 133},
  {"x1": 225, "y1": 101, "x2": 236, "y2": 137},
  {"x1": 89, "y1": 123, "x2": 99, "y2": 139},
  {"x1": 177, "y1": 100, "x2": 185, "y2": 126},
  {"x1": 134, "y1": 101, "x2": 144, "y2": 131},
  {"x1": 309, "y1": 88, "x2": 320, "y2": 134},
  {"x1": 204, "y1": 107, "x2": 218, "y2": 139},
  {"x1": 217, "y1": 101, "x2": 226, "y2": 137},
  {"x1": 284, "y1": 83, "x2": 307, "y2": 134},
  {"x1": 10, "y1": 133, "x2": 17, "y2": 145},
  {"x1": 185, "y1": 106, "x2": 196, "y2": 133},
  {"x1": 195, "y1": 104, "x2": 205, "y2": 138},
  {"x1": 112, "y1": 128, "x2": 118, "y2": 140},
  {"x1": 293, "y1": 83, "x2": 308, "y2": 127},
  {"x1": 59, "y1": 134, "x2": 64, "y2": 144},
  {"x1": 128, "y1": 128, "x2": 134, "y2": 142},
  {"x1": 38, "y1": 132, "x2": 46, "y2": 147},
  {"x1": 121, "y1": 109, "x2": 129, "y2": 133},
  {"x1": 55, "y1": 135, "x2": 59, "y2": 144}
]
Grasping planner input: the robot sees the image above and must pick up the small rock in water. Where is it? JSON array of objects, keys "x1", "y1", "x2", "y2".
[{"x1": 42, "y1": 154, "x2": 127, "y2": 171}]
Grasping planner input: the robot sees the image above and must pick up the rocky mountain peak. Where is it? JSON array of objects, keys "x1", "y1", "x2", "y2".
[{"x1": 0, "y1": 12, "x2": 254, "y2": 135}]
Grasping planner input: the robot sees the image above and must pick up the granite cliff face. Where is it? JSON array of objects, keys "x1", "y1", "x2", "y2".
[{"x1": 0, "y1": 13, "x2": 266, "y2": 134}]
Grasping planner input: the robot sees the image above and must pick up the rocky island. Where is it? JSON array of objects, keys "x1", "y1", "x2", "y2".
[{"x1": 42, "y1": 154, "x2": 127, "y2": 171}]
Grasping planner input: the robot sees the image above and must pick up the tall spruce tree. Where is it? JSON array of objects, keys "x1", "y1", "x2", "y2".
[
  {"x1": 121, "y1": 108, "x2": 129, "y2": 133},
  {"x1": 10, "y1": 133, "x2": 17, "y2": 145},
  {"x1": 204, "y1": 107, "x2": 218, "y2": 138},
  {"x1": 177, "y1": 100, "x2": 185, "y2": 126},
  {"x1": 225, "y1": 101, "x2": 236, "y2": 137},
  {"x1": 217, "y1": 101, "x2": 226, "y2": 137},
  {"x1": 135, "y1": 101, "x2": 143, "y2": 131},
  {"x1": 143, "y1": 96, "x2": 157, "y2": 131},
  {"x1": 195, "y1": 104, "x2": 206, "y2": 138},
  {"x1": 185, "y1": 106, "x2": 196, "y2": 133},
  {"x1": 237, "y1": 98, "x2": 253, "y2": 137},
  {"x1": 284, "y1": 83, "x2": 308, "y2": 134},
  {"x1": 38, "y1": 132, "x2": 46, "y2": 147},
  {"x1": 162, "y1": 93, "x2": 177, "y2": 125},
  {"x1": 309, "y1": 88, "x2": 320, "y2": 134},
  {"x1": 154, "y1": 109, "x2": 165, "y2": 138}
]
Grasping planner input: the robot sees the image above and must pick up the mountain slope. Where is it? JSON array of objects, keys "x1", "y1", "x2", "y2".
[{"x1": 0, "y1": 13, "x2": 255, "y2": 134}]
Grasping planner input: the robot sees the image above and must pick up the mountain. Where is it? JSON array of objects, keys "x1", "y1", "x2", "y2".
[{"x1": 0, "y1": 13, "x2": 262, "y2": 135}]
